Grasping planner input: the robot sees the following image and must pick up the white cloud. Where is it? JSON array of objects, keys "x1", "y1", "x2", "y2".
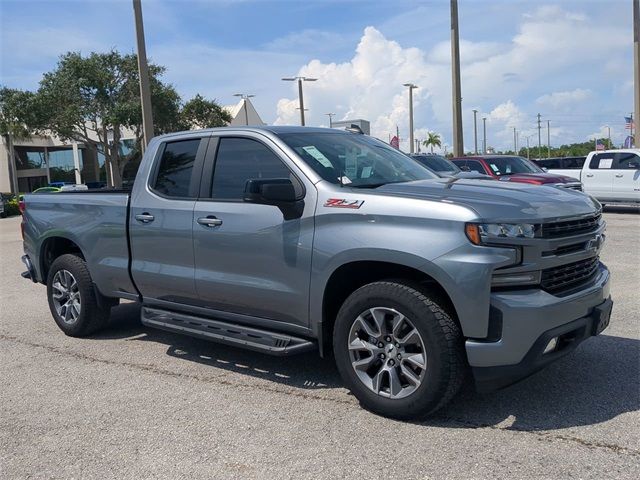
[{"x1": 536, "y1": 89, "x2": 593, "y2": 109}]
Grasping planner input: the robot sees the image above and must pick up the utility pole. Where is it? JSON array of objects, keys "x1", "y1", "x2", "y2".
[
  {"x1": 133, "y1": 0, "x2": 154, "y2": 150},
  {"x1": 536, "y1": 113, "x2": 542, "y2": 159},
  {"x1": 606, "y1": 125, "x2": 611, "y2": 149},
  {"x1": 513, "y1": 127, "x2": 517, "y2": 154},
  {"x1": 634, "y1": 0, "x2": 639, "y2": 147},
  {"x1": 282, "y1": 76, "x2": 317, "y2": 126},
  {"x1": 325, "y1": 113, "x2": 335, "y2": 128},
  {"x1": 403, "y1": 83, "x2": 418, "y2": 153},
  {"x1": 547, "y1": 120, "x2": 551, "y2": 158},
  {"x1": 450, "y1": 0, "x2": 464, "y2": 156},
  {"x1": 472, "y1": 109, "x2": 478, "y2": 154},
  {"x1": 482, "y1": 116, "x2": 487, "y2": 153}
]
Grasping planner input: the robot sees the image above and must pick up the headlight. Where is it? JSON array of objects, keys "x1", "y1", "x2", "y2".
[{"x1": 465, "y1": 223, "x2": 536, "y2": 245}]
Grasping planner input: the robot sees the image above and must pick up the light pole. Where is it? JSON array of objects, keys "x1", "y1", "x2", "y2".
[
  {"x1": 482, "y1": 116, "x2": 487, "y2": 154},
  {"x1": 605, "y1": 125, "x2": 611, "y2": 149},
  {"x1": 450, "y1": 0, "x2": 464, "y2": 156},
  {"x1": 525, "y1": 134, "x2": 535, "y2": 160},
  {"x1": 233, "y1": 93, "x2": 255, "y2": 126},
  {"x1": 282, "y1": 76, "x2": 317, "y2": 126},
  {"x1": 513, "y1": 127, "x2": 517, "y2": 154},
  {"x1": 132, "y1": 0, "x2": 154, "y2": 151},
  {"x1": 326, "y1": 113, "x2": 335, "y2": 128},
  {"x1": 403, "y1": 83, "x2": 418, "y2": 153},
  {"x1": 472, "y1": 109, "x2": 478, "y2": 154}
]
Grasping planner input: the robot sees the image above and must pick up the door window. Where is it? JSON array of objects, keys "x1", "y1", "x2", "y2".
[
  {"x1": 153, "y1": 139, "x2": 201, "y2": 197},
  {"x1": 562, "y1": 157, "x2": 585, "y2": 169},
  {"x1": 211, "y1": 137, "x2": 293, "y2": 200},
  {"x1": 589, "y1": 154, "x2": 614, "y2": 170},
  {"x1": 460, "y1": 160, "x2": 487, "y2": 174},
  {"x1": 612, "y1": 153, "x2": 640, "y2": 170}
]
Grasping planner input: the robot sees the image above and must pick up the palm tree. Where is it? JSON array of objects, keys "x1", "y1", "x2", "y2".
[{"x1": 422, "y1": 132, "x2": 442, "y2": 153}]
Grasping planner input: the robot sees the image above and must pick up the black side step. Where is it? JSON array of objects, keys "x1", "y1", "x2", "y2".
[{"x1": 141, "y1": 306, "x2": 316, "y2": 356}]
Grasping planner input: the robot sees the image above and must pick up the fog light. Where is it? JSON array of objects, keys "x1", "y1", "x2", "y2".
[{"x1": 543, "y1": 337, "x2": 558, "y2": 354}]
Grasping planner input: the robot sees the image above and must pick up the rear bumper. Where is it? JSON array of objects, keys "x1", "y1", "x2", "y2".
[{"x1": 466, "y1": 263, "x2": 611, "y2": 391}]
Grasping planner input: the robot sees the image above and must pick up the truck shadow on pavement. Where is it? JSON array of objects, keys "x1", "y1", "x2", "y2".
[{"x1": 97, "y1": 303, "x2": 639, "y2": 431}]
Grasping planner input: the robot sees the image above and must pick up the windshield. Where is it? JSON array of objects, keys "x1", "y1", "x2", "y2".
[
  {"x1": 484, "y1": 156, "x2": 544, "y2": 175},
  {"x1": 277, "y1": 132, "x2": 438, "y2": 187},
  {"x1": 413, "y1": 155, "x2": 459, "y2": 173}
]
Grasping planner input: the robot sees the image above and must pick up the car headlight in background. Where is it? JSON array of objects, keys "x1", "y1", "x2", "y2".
[{"x1": 465, "y1": 223, "x2": 535, "y2": 245}]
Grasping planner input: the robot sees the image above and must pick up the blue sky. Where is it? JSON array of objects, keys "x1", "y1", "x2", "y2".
[{"x1": 0, "y1": 0, "x2": 635, "y2": 151}]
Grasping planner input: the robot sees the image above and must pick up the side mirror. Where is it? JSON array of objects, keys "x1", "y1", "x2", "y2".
[
  {"x1": 244, "y1": 178, "x2": 304, "y2": 220},
  {"x1": 542, "y1": 167, "x2": 548, "y2": 172}
]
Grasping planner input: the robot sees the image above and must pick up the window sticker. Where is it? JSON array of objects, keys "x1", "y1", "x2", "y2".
[
  {"x1": 598, "y1": 158, "x2": 613, "y2": 169},
  {"x1": 345, "y1": 147, "x2": 358, "y2": 178},
  {"x1": 490, "y1": 163, "x2": 500, "y2": 173},
  {"x1": 338, "y1": 176, "x2": 352, "y2": 184},
  {"x1": 302, "y1": 146, "x2": 332, "y2": 168},
  {"x1": 361, "y1": 166, "x2": 373, "y2": 178}
]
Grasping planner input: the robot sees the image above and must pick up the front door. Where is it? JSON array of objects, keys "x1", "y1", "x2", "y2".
[
  {"x1": 192, "y1": 134, "x2": 314, "y2": 328},
  {"x1": 583, "y1": 153, "x2": 615, "y2": 200},
  {"x1": 610, "y1": 152, "x2": 640, "y2": 202}
]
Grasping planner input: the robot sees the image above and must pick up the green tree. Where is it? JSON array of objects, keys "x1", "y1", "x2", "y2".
[
  {"x1": 422, "y1": 132, "x2": 442, "y2": 153},
  {"x1": 0, "y1": 87, "x2": 37, "y2": 193},
  {"x1": 180, "y1": 94, "x2": 232, "y2": 130}
]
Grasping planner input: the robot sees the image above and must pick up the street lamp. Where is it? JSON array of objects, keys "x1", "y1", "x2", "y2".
[
  {"x1": 482, "y1": 117, "x2": 487, "y2": 154},
  {"x1": 233, "y1": 93, "x2": 255, "y2": 126},
  {"x1": 403, "y1": 83, "x2": 418, "y2": 153},
  {"x1": 525, "y1": 134, "x2": 535, "y2": 160},
  {"x1": 282, "y1": 76, "x2": 317, "y2": 126},
  {"x1": 472, "y1": 109, "x2": 478, "y2": 154},
  {"x1": 605, "y1": 125, "x2": 611, "y2": 149},
  {"x1": 326, "y1": 113, "x2": 335, "y2": 128}
]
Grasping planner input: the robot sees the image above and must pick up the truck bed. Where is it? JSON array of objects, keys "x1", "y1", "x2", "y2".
[{"x1": 23, "y1": 191, "x2": 138, "y2": 298}]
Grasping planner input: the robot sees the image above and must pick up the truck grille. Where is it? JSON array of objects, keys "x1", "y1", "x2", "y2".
[
  {"x1": 541, "y1": 213, "x2": 601, "y2": 238},
  {"x1": 541, "y1": 256, "x2": 600, "y2": 295}
]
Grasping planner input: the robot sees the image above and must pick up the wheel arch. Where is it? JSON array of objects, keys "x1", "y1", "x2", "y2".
[{"x1": 39, "y1": 235, "x2": 86, "y2": 283}]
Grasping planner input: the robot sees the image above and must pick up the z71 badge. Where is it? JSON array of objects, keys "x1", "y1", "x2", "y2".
[{"x1": 324, "y1": 198, "x2": 365, "y2": 209}]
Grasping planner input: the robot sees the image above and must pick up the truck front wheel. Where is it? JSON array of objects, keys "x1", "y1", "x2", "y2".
[
  {"x1": 46, "y1": 254, "x2": 111, "y2": 337},
  {"x1": 333, "y1": 281, "x2": 465, "y2": 419}
]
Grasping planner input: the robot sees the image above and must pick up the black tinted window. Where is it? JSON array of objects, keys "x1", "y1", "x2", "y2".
[
  {"x1": 539, "y1": 159, "x2": 561, "y2": 169},
  {"x1": 453, "y1": 159, "x2": 486, "y2": 174},
  {"x1": 212, "y1": 137, "x2": 291, "y2": 200},
  {"x1": 612, "y1": 153, "x2": 640, "y2": 169},
  {"x1": 563, "y1": 157, "x2": 585, "y2": 169},
  {"x1": 589, "y1": 154, "x2": 613, "y2": 169},
  {"x1": 154, "y1": 139, "x2": 201, "y2": 197}
]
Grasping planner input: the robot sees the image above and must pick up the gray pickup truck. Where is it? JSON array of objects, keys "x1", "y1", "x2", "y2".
[{"x1": 20, "y1": 126, "x2": 612, "y2": 419}]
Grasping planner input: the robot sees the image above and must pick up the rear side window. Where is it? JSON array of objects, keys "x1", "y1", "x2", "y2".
[
  {"x1": 539, "y1": 159, "x2": 561, "y2": 169},
  {"x1": 453, "y1": 159, "x2": 486, "y2": 174},
  {"x1": 612, "y1": 153, "x2": 640, "y2": 170},
  {"x1": 154, "y1": 139, "x2": 201, "y2": 197},
  {"x1": 211, "y1": 137, "x2": 292, "y2": 200}
]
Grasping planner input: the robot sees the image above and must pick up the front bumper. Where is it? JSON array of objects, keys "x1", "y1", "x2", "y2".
[{"x1": 466, "y1": 263, "x2": 611, "y2": 391}]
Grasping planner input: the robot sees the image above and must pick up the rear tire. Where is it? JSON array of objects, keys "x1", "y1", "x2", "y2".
[
  {"x1": 46, "y1": 254, "x2": 111, "y2": 337},
  {"x1": 333, "y1": 281, "x2": 465, "y2": 419}
]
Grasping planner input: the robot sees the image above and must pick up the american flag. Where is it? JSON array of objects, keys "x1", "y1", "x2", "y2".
[
  {"x1": 390, "y1": 136, "x2": 399, "y2": 149},
  {"x1": 625, "y1": 116, "x2": 634, "y2": 130},
  {"x1": 595, "y1": 140, "x2": 605, "y2": 151}
]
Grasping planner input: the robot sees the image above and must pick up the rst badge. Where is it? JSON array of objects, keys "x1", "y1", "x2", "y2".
[{"x1": 324, "y1": 198, "x2": 365, "y2": 209}]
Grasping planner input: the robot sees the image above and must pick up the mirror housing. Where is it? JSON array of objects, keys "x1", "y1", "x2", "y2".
[{"x1": 244, "y1": 178, "x2": 304, "y2": 220}]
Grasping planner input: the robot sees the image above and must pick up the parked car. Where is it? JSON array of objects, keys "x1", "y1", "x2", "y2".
[
  {"x1": 33, "y1": 187, "x2": 61, "y2": 194},
  {"x1": 20, "y1": 126, "x2": 612, "y2": 419},
  {"x1": 410, "y1": 154, "x2": 491, "y2": 180},
  {"x1": 452, "y1": 155, "x2": 583, "y2": 190},
  {"x1": 544, "y1": 149, "x2": 640, "y2": 205},
  {"x1": 536, "y1": 156, "x2": 586, "y2": 172}
]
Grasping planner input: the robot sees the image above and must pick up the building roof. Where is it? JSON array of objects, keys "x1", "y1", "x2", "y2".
[{"x1": 222, "y1": 98, "x2": 266, "y2": 126}]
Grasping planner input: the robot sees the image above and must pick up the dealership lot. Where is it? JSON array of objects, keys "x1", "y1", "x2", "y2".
[{"x1": 1, "y1": 210, "x2": 638, "y2": 479}]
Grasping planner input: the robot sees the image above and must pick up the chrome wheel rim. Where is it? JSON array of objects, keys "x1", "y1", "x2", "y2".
[
  {"x1": 51, "y1": 270, "x2": 81, "y2": 324},
  {"x1": 348, "y1": 307, "x2": 427, "y2": 400}
]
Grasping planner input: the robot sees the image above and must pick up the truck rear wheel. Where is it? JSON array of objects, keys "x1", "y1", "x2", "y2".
[
  {"x1": 333, "y1": 281, "x2": 465, "y2": 419},
  {"x1": 46, "y1": 254, "x2": 111, "y2": 337}
]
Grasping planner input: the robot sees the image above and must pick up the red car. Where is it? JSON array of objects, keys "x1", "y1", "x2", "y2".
[{"x1": 451, "y1": 155, "x2": 582, "y2": 191}]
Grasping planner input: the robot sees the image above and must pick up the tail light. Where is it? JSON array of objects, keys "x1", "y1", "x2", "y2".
[{"x1": 19, "y1": 198, "x2": 25, "y2": 214}]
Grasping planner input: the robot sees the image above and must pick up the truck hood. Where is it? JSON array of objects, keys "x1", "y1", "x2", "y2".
[
  {"x1": 374, "y1": 178, "x2": 600, "y2": 222},
  {"x1": 499, "y1": 172, "x2": 580, "y2": 184}
]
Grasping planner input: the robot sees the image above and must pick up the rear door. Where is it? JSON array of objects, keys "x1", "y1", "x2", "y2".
[
  {"x1": 610, "y1": 152, "x2": 640, "y2": 202},
  {"x1": 129, "y1": 135, "x2": 209, "y2": 304},
  {"x1": 192, "y1": 132, "x2": 315, "y2": 329},
  {"x1": 582, "y1": 153, "x2": 615, "y2": 199}
]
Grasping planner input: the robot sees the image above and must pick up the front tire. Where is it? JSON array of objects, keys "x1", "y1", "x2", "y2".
[
  {"x1": 46, "y1": 254, "x2": 111, "y2": 337},
  {"x1": 333, "y1": 281, "x2": 465, "y2": 419}
]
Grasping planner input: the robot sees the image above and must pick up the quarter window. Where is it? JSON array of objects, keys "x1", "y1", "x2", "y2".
[
  {"x1": 154, "y1": 139, "x2": 201, "y2": 197},
  {"x1": 211, "y1": 137, "x2": 293, "y2": 200}
]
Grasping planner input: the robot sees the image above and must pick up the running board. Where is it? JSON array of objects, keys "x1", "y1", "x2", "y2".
[{"x1": 141, "y1": 306, "x2": 316, "y2": 356}]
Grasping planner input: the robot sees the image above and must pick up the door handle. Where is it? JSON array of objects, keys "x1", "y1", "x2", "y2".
[
  {"x1": 615, "y1": 174, "x2": 624, "y2": 178},
  {"x1": 197, "y1": 215, "x2": 223, "y2": 227},
  {"x1": 585, "y1": 174, "x2": 594, "y2": 178},
  {"x1": 135, "y1": 213, "x2": 155, "y2": 223}
]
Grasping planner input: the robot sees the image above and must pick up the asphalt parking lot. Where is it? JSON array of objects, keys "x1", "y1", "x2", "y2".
[{"x1": 1, "y1": 209, "x2": 639, "y2": 479}]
